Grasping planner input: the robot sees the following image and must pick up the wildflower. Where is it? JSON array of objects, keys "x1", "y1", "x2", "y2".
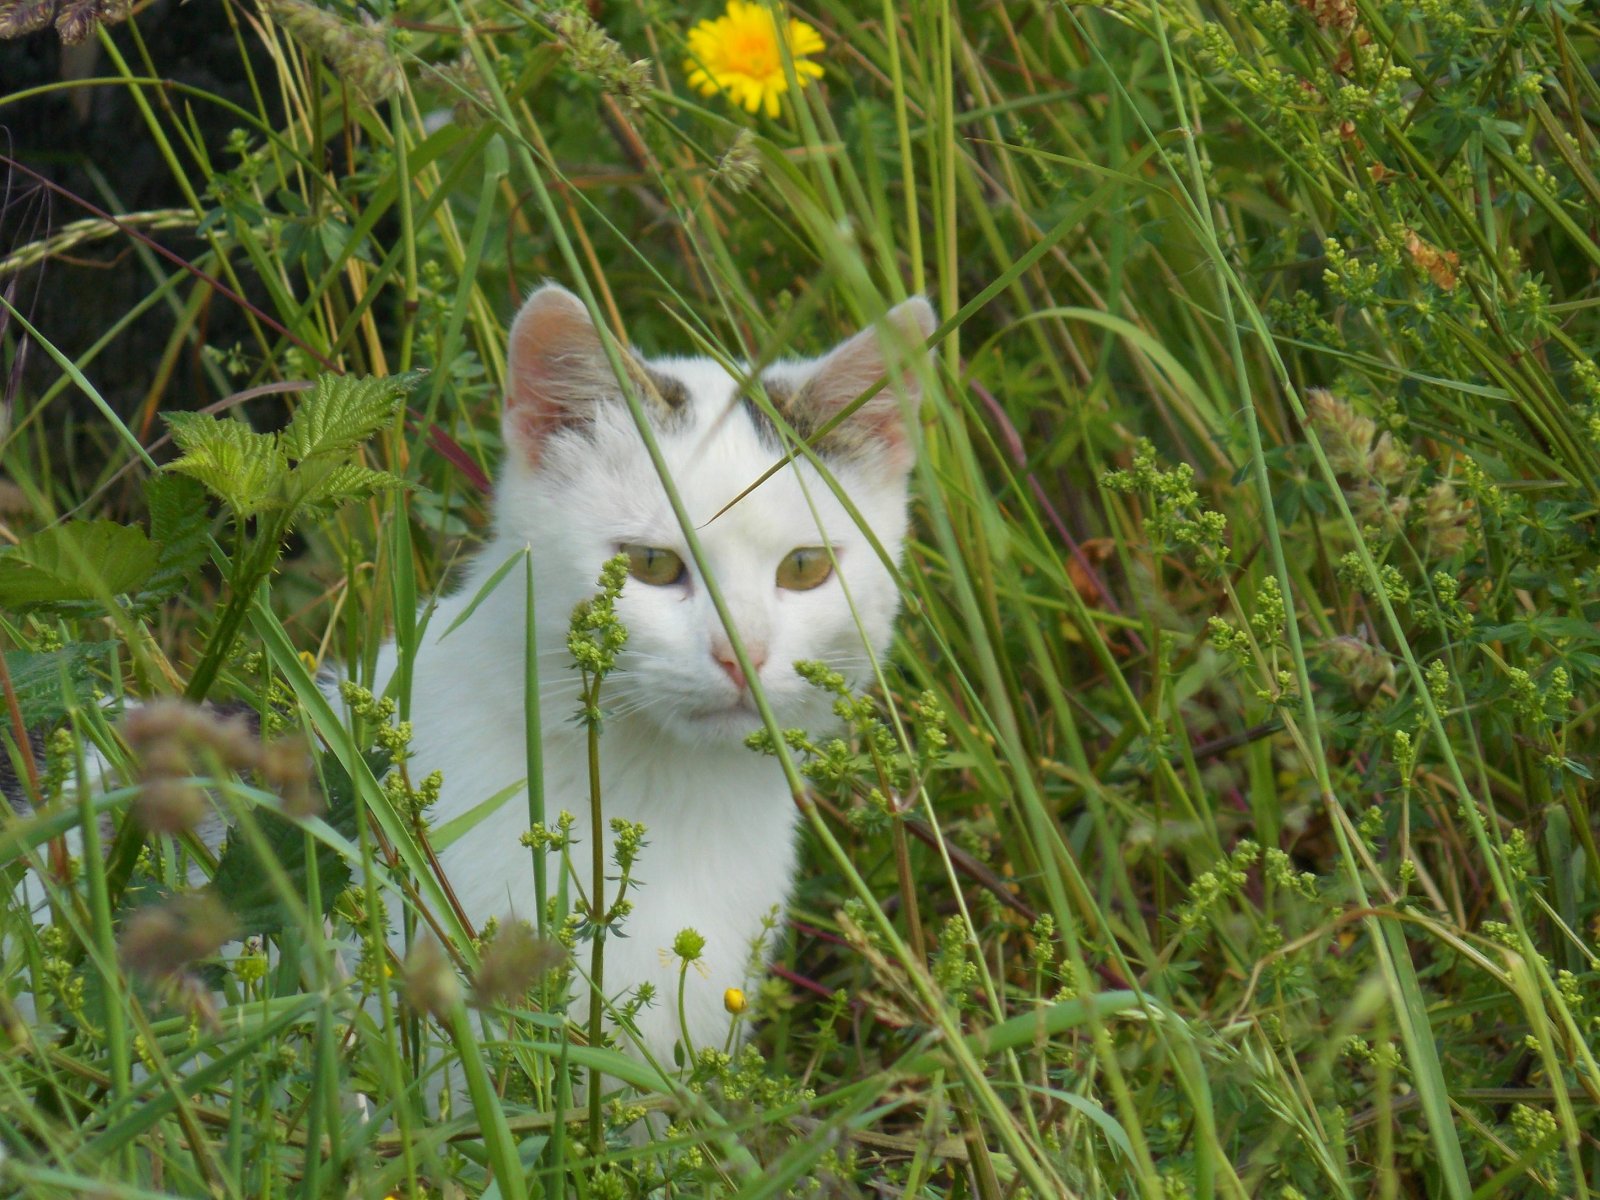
[
  {"x1": 672, "y1": 927, "x2": 707, "y2": 963},
  {"x1": 723, "y1": 987, "x2": 747, "y2": 1014},
  {"x1": 685, "y1": 1, "x2": 825, "y2": 119}
]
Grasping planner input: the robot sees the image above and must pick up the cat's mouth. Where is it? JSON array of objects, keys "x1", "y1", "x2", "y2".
[{"x1": 684, "y1": 692, "x2": 764, "y2": 728}]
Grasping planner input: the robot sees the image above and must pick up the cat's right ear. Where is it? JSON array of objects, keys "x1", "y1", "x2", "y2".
[{"x1": 504, "y1": 283, "x2": 616, "y2": 466}]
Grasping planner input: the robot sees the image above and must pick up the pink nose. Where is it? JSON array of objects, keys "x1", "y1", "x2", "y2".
[{"x1": 713, "y1": 642, "x2": 767, "y2": 691}]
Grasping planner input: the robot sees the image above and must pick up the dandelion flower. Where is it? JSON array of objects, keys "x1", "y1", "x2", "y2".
[{"x1": 685, "y1": 1, "x2": 825, "y2": 119}]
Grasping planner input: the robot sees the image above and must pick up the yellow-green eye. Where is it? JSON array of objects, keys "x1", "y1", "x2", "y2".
[
  {"x1": 776, "y1": 547, "x2": 833, "y2": 591},
  {"x1": 622, "y1": 544, "x2": 686, "y2": 586}
]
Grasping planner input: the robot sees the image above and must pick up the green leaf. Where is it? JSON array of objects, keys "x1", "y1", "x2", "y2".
[
  {"x1": 209, "y1": 748, "x2": 382, "y2": 937},
  {"x1": 281, "y1": 370, "x2": 423, "y2": 462},
  {"x1": 0, "y1": 521, "x2": 159, "y2": 610},
  {"x1": 164, "y1": 411, "x2": 288, "y2": 519},
  {"x1": 285, "y1": 460, "x2": 406, "y2": 512},
  {"x1": 0, "y1": 643, "x2": 113, "y2": 727},
  {"x1": 137, "y1": 474, "x2": 214, "y2": 607}
]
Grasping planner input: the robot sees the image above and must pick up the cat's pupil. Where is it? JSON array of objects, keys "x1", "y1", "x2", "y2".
[
  {"x1": 776, "y1": 546, "x2": 833, "y2": 591},
  {"x1": 622, "y1": 543, "x2": 687, "y2": 587}
]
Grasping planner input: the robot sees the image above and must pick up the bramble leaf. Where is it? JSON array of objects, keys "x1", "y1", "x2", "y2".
[
  {"x1": 285, "y1": 460, "x2": 406, "y2": 511},
  {"x1": 210, "y1": 748, "x2": 382, "y2": 936},
  {"x1": 0, "y1": 521, "x2": 159, "y2": 610},
  {"x1": 281, "y1": 370, "x2": 423, "y2": 462},
  {"x1": 0, "y1": 643, "x2": 114, "y2": 727},
  {"x1": 139, "y1": 474, "x2": 214, "y2": 606},
  {"x1": 164, "y1": 412, "x2": 288, "y2": 519}
]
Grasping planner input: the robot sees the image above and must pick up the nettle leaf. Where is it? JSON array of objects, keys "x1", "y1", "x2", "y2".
[
  {"x1": 138, "y1": 474, "x2": 214, "y2": 606},
  {"x1": 164, "y1": 411, "x2": 288, "y2": 519},
  {"x1": 281, "y1": 370, "x2": 424, "y2": 462},
  {"x1": 286, "y1": 459, "x2": 406, "y2": 512},
  {"x1": 0, "y1": 521, "x2": 159, "y2": 610},
  {"x1": 1, "y1": 643, "x2": 114, "y2": 727},
  {"x1": 211, "y1": 748, "x2": 382, "y2": 937}
]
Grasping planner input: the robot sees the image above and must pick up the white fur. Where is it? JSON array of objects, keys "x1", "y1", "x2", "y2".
[{"x1": 375, "y1": 289, "x2": 926, "y2": 1068}]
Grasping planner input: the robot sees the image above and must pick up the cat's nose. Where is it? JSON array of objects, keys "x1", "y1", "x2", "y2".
[{"x1": 712, "y1": 640, "x2": 767, "y2": 691}]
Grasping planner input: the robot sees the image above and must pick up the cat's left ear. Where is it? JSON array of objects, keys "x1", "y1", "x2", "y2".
[
  {"x1": 801, "y1": 297, "x2": 937, "y2": 474},
  {"x1": 503, "y1": 283, "x2": 679, "y2": 467}
]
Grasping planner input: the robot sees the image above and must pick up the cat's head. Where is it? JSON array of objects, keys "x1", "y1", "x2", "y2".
[{"x1": 495, "y1": 283, "x2": 934, "y2": 745}]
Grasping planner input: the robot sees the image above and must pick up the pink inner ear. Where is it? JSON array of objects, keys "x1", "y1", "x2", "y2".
[
  {"x1": 803, "y1": 299, "x2": 935, "y2": 472},
  {"x1": 504, "y1": 286, "x2": 606, "y2": 466}
]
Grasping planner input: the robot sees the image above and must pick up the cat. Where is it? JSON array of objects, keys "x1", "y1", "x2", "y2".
[{"x1": 375, "y1": 283, "x2": 934, "y2": 1070}]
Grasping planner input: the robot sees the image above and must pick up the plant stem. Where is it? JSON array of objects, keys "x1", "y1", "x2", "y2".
[{"x1": 584, "y1": 671, "x2": 606, "y2": 1155}]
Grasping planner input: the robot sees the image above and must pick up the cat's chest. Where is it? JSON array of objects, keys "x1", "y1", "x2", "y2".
[{"x1": 406, "y1": 692, "x2": 800, "y2": 940}]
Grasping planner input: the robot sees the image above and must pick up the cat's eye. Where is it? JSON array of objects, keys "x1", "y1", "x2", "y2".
[
  {"x1": 622, "y1": 544, "x2": 687, "y2": 587},
  {"x1": 775, "y1": 547, "x2": 833, "y2": 591}
]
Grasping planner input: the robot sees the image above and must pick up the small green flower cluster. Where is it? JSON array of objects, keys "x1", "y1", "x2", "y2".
[
  {"x1": 1178, "y1": 840, "x2": 1261, "y2": 935},
  {"x1": 1101, "y1": 439, "x2": 1229, "y2": 563},
  {"x1": 340, "y1": 680, "x2": 439, "y2": 821},
  {"x1": 1342, "y1": 1035, "x2": 1406, "y2": 1074},
  {"x1": 568, "y1": 555, "x2": 631, "y2": 725},
  {"x1": 746, "y1": 663, "x2": 948, "y2": 829}
]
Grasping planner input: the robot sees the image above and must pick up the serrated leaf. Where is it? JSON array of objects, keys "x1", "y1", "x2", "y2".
[
  {"x1": 164, "y1": 412, "x2": 287, "y2": 519},
  {"x1": 0, "y1": 521, "x2": 159, "y2": 610},
  {"x1": 210, "y1": 748, "x2": 382, "y2": 937},
  {"x1": 281, "y1": 370, "x2": 423, "y2": 462},
  {"x1": 286, "y1": 460, "x2": 406, "y2": 512},
  {"x1": 138, "y1": 474, "x2": 214, "y2": 606},
  {"x1": 0, "y1": 643, "x2": 113, "y2": 727}
]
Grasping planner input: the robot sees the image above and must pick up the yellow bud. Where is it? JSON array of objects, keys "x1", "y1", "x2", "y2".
[{"x1": 723, "y1": 987, "x2": 747, "y2": 1015}]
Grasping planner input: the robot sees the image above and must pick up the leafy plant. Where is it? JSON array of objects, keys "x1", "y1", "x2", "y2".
[{"x1": 164, "y1": 370, "x2": 419, "y2": 699}]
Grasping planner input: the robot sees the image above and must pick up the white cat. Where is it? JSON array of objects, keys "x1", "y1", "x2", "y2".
[{"x1": 377, "y1": 284, "x2": 934, "y2": 1068}]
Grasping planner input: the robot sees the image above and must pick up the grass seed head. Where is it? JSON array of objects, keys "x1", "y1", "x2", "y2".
[
  {"x1": 471, "y1": 920, "x2": 563, "y2": 1007},
  {"x1": 119, "y1": 893, "x2": 237, "y2": 983}
]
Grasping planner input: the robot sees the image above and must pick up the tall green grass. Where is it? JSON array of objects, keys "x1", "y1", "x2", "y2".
[{"x1": 2, "y1": 0, "x2": 1598, "y2": 1195}]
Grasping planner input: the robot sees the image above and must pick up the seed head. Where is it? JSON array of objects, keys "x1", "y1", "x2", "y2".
[
  {"x1": 471, "y1": 920, "x2": 564, "y2": 1007},
  {"x1": 265, "y1": 0, "x2": 402, "y2": 103},
  {"x1": 672, "y1": 927, "x2": 707, "y2": 963},
  {"x1": 401, "y1": 937, "x2": 462, "y2": 1020},
  {"x1": 1305, "y1": 388, "x2": 1376, "y2": 478},
  {"x1": 119, "y1": 893, "x2": 236, "y2": 983}
]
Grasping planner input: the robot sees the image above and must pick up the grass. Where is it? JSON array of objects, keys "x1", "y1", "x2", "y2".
[{"x1": 1, "y1": 0, "x2": 1599, "y2": 1195}]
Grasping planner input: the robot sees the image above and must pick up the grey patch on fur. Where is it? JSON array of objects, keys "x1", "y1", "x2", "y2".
[
  {"x1": 208, "y1": 700, "x2": 263, "y2": 739},
  {"x1": 741, "y1": 376, "x2": 817, "y2": 453},
  {"x1": 632, "y1": 363, "x2": 694, "y2": 434}
]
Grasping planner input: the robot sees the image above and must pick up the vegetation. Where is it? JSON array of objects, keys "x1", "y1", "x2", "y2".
[{"x1": 2, "y1": 0, "x2": 1599, "y2": 1195}]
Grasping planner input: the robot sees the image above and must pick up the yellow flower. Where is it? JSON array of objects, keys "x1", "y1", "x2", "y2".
[
  {"x1": 684, "y1": 1, "x2": 825, "y2": 118},
  {"x1": 723, "y1": 987, "x2": 748, "y2": 1014}
]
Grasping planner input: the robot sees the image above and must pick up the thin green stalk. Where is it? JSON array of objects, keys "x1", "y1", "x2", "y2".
[{"x1": 584, "y1": 669, "x2": 607, "y2": 1154}]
